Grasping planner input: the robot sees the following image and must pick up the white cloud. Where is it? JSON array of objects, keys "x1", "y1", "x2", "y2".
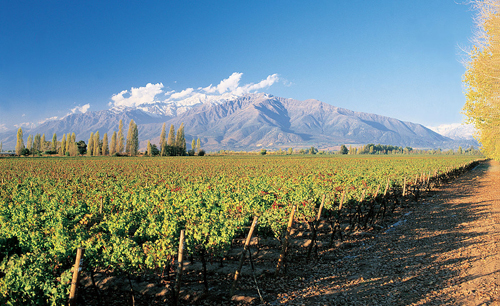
[
  {"x1": 215, "y1": 72, "x2": 243, "y2": 94},
  {"x1": 109, "y1": 73, "x2": 280, "y2": 108},
  {"x1": 170, "y1": 88, "x2": 194, "y2": 100},
  {"x1": 69, "y1": 104, "x2": 90, "y2": 115},
  {"x1": 111, "y1": 83, "x2": 164, "y2": 107},
  {"x1": 0, "y1": 124, "x2": 8, "y2": 132},
  {"x1": 233, "y1": 74, "x2": 279, "y2": 95},
  {"x1": 201, "y1": 72, "x2": 279, "y2": 97}
]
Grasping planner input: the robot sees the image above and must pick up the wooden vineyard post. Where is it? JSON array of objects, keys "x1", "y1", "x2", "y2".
[
  {"x1": 173, "y1": 230, "x2": 185, "y2": 306},
  {"x1": 317, "y1": 194, "x2": 325, "y2": 221},
  {"x1": 384, "y1": 179, "x2": 390, "y2": 196},
  {"x1": 307, "y1": 195, "x2": 325, "y2": 260},
  {"x1": 338, "y1": 190, "x2": 346, "y2": 212},
  {"x1": 402, "y1": 177, "x2": 407, "y2": 197},
  {"x1": 230, "y1": 216, "x2": 258, "y2": 297},
  {"x1": 69, "y1": 248, "x2": 85, "y2": 306},
  {"x1": 99, "y1": 197, "x2": 104, "y2": 214},
  {"x1": 276, "y1": 205, "x2": 296, "y2": 275}
]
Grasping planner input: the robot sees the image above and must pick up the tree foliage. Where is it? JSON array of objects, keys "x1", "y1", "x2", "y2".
[
  {"x1": 93, "y1": 131, "x2": 100, "y2": 156},
  {"x1": 463, "y1": 0, "x2": 500, "y2": 160},
  {"x1": 88, "y1": 132, "x2": 94, "y2": 157},
  {"x1": 33, "y1": 134, "x2": 41, "y2": 155},
  {"x1": 51, "y1": 133, "x2": 57, "y2": 152},
  {"x1": 339, "y1": 144, "x2": 348, "y2": 155},
  {"x1": 117, "y1": 119, "x2": 125, "y2": 154},
  {"x1": 126, "y1": 119, "x2": 139, "y2": 156},
  {"x1": 40, "y1": 134, "x2": 46, "y2": 152},
  {"x1": 102, "y1": 133, "x2": 109, "y2": 156},
  {"x1": 15, "y1": 128, "x2": 24, "y2": 156},
  {"x1": 110, "y1": 131, "x2": 117, "y2": 156},
  {"x1": 26, "y1": 135, "x2": 33, "y2": 153},
  {"x1": 60, "y1": 134, "x2": 66, "y2": 156},
  {"x1": 160, "y1": 123, "x2": 166, "y2": 150}
]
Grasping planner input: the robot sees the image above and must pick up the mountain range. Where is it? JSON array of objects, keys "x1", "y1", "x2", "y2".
[{"x1": 0, "y1": 93, "x2": 478, "y2": 151}]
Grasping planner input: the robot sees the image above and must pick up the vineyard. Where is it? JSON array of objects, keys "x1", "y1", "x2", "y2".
[{"x1": 0, "y1": 154, "x2": 483, "y2": 305}]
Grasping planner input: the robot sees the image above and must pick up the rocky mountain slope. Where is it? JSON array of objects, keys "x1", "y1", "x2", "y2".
[{"x1": 0, "y1": 93, "x2": 472, "y2": 151}]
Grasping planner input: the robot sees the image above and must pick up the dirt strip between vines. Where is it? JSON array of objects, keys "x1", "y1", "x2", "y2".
[{"x1": 270, "y1": 159, "x2": 500, "y2": 306}]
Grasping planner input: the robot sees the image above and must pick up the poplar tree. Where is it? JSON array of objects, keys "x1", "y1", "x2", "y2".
[
  {"x1": 52, "y1": 133, "x2": 57, "y2": 152},
  {"x1": 175, "y1": 123, "x2": 186, "y2": 155},
  {"x1": 34, "y1": 134, "x2": 41, "y2": 154},
  {"x1": 133, "y1": 123, "x2": 139, "y2": 156},
  {"x1": 41, "y1": 134, "x2": 46, "y2": 152},
  {"x1": 191, "y1": 139, "x2": 196, "y2": 151},
  {"x1": 196, "y1": 138, "x2": 201, "y2": 152},
  {"x1": 0, "y1": 142, "x2": 2, "y2": 153},
  {"x1": 102, "y1": 133, "x2": 109, "y2": 156},
  {"x1": 60, "y1": 134, "x2": 66, "y2": 155},
  {"x1": 117, "y1": 119, "x2": 125, "y2": 154},
  {"x1": 88, "y1": 132, "x2": 94, "y2": 156},
  {"x1": 69, "y1": 141, "x2": 79, "y2": 156},
  {"x1": 147, "y1": 140, "x2": 152, "y2": 157},
  {"x1": 27, "y1": 135, "x2": 33, "y2": 153},
  {"x1": 167, "y1": 124, "x2": 175, "y2": 146},
  {"x1": 165, "y1": 124, "x2": 176, "y2": 156},
  {"x1": 110, "y1": 131, "x2": 117, "y2": 156},
  {"x1": 94, "y1": 131, "x2": 100, "y2": 156},
  {"x1": 463, "y1": 1, "x2": 500, "y2": 159},
  {"x1": 126, "y1": 119, "x2": 139, "y2": 156},
  {"x1": 15, "y1": 128, "x2": 24, "y2": 156},
  {"x1": 71, "y1": 133, "x2": 76, "y2": 143},
  {"x1": 65, "y1": 133, "x2": 72, "y2": 153},
  {"x1": 160, "y1": 123, "x2": 166, "y2": 149}
]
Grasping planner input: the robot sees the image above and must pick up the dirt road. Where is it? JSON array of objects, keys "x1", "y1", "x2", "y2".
[{"x1": 275, "y1": 160, "x2": 500, "y2": 305}]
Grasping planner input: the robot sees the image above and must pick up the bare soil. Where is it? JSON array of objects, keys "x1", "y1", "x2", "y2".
[
  {"x1": 78, "y1": 160, "x2": 500, "y2": 305},
  {"x1": 269, "y1": 159, "x2": 500, "y2": 306}
]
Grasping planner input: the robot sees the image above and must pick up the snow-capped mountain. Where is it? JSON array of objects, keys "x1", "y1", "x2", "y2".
[
  {"x1": 110, "y1": 92, "x2": 240, "y2": 117},
  {"x1": 0, "y1": 93, "x2": 477, "y2": 151},
  {"x1": 427, "y1": 123, "x2": 476, "y2": 140}
]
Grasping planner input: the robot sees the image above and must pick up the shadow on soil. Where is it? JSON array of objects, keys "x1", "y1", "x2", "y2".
[{"x1": 283, "y1": 161, "x2": 494, "y2": 305}]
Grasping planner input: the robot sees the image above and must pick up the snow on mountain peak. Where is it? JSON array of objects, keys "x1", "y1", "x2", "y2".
[
  {"x1": 427, "y1": 123, "x2": 476, "y2": 140},
  {"x1": 108, "y1": 73, "x2": 280, "y2": 116}
]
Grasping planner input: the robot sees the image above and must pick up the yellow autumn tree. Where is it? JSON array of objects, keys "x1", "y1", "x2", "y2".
[{"x1": 463, "y1": 0, "x2": 500, "y2": 160}]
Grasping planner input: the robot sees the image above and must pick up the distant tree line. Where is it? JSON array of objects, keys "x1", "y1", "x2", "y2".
[{"x1": 13, "y1": 119, "x2": 204, "y2": 157}]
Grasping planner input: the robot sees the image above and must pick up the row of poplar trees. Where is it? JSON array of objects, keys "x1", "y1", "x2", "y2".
[
  {"x1": 87, "y1": 119, "x2": 139, "y2": 156},
  {"x1": 463, "y1": 0, "x2": 500, "y2": 160},
  {"x1": 152, "y1": 122, "x2": 200, "y2": 156},
  {"x1": 15, "y1": 119, "x2": 196, "y2": 157},
  {"x1": 15, "y1": 128, "x2": 81, "y2": 156}
]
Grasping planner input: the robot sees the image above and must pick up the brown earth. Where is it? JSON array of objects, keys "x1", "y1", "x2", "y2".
[
  {"x1": 270, "y1": 159, "x2": 500, "y2": 306},
  {"x1": 78, "y1": 160, "x2": 500, "y2": 305}
]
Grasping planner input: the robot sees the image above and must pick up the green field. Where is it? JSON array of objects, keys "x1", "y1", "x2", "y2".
[{"x1": 0, "y1": 155, "x2": 482, "y2": 304}]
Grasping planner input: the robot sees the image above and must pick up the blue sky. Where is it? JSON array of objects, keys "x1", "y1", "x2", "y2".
[{"x1": 0, "y1": 1, "x2": 476, "y2": 132}]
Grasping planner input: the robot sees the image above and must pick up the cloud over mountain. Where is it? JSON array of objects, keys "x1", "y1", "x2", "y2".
[
  {"x1": 69, "y1": 104, "x2": 90, "y2": 115},
  {"x1": 111, "y1": 83, "x2": 165, "y2": 108},
  {"x1": 108, "y1": 72, "x2": 280, "y2": 109}
]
